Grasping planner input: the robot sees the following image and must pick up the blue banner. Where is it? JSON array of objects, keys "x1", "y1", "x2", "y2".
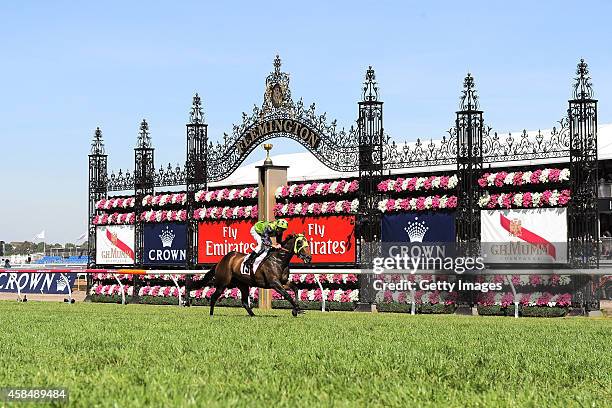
[
  {"x1": 143, "y1": 223, "x2": 187, "y2": 265},
  {"x1": 0, "y1": 272, "x2": 77, "y2": 294},
  {"x1": 381, "y1": 212, "x2": 456, "y2": 243}
]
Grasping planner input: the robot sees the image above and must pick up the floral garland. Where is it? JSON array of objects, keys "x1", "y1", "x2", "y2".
[
  {"x1": 290, "y1": 273, "x2": 358, "y2": 285},
  {"x1": 140, "y1": 210, "x2": 188, "y2": 223},
  {"x1": 275, "y1": 179, "x2": 359, "y2": 199},
  {"x1": 142, "y1": 193, "x2": 187, "y2": 207},
  {"x1": 476, "y1": 274, "x2": 571, "y2": 286},
  {"x1": 92, "y1": 212, "x2": 135, "y2": 225},
  {"x1": 273, "y1": 199, "x2": 359, "y2": 217},
  {"x1": 195, "y1": 187, "x2": 258, "y2": 203},
  {"x1": 193, "y1": 205, "x2": 258, "y2": 220},
  {"x1": 377, "y1": 175, "x2": 458, "y2": 193},
  {"x1": 95, "y1": 197, "x2": 135, "y2": 210},
  {"x1": 91, "y1": 283, "x2": 134, "y2": 296},
  {"x1": 376, "y1": 290, "x2": 458, "y2": 305},
  {"x1": 378, "y1": 195, "x2": 458, "y2": 213},
  {"x1": 190, "y1": 286, "x2": 358, "y2": 303},
  {"x1": 91, "y1": 273, "x2": 133, "y2": 281},
  {"x1": 478, "y1": 189, "x2": 570, "y2": 209},
  {"x1": 476, "y1": 291, "x2": 572, "y2": 307},
  {"x1": 478, "y1": 168, "x2": 570, "y2": 188}
]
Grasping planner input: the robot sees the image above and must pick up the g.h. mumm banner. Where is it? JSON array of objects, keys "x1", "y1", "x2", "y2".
[{"x1": 143, "y1": 223, "x2": 187, "y2": 265}]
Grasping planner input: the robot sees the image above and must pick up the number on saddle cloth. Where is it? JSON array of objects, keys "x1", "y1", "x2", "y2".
[{"x1": 241, "y1": 249, "x2": 269, "y2": 275}]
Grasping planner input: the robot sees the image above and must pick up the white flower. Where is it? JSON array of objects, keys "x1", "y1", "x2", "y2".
[
  {"x1": 448, "y1": 175, "x2": 458, "y2": 188},
  {"x1": 349, "y1": 290, "x2": 359, "y2": 302},
  {"x1": 315, "y1": 183, "x2": 325, "y2": 194},
  {"x1": 281, "y1": 204, "x2": 289, "y2": 215},
  {"x1": 439, "y1": 196, "x2": 448, "y2": 208},
  {"x1": 522, "y1": 171, "x2": 532, "y2": 183},
  {"x1": 424, "y1": 196, "x2": 433, "y2": 209},
  {"x1": 307, "y1": 290, "x2": 315, "y2": 301},
  {"x1": 330, "y1": 181, "x2": 340, "y2": 193},
  {"x1": 559, "y1": 275, "x2": 570, "y2": 285},
  {"x1": 513, "y1": 193, "x2": 523, "y2": 206},
  {"x1": 497, "y1": 194, "x2": 505, "y2": 207},
  {"x1": 487, "y1": 173, "x2": 496, "y2": 186},
  {"x1": 560, "y1": 168, "x2": 570, "y2": 181},
  {"x1": 504, "y1": 173, "x2": 514, "y2": 185},
  {"x1": 532, "y1": 192, "x2": 542, "y2": 206},
  {"x1": 415, "y1": 177, "x2": 425, "y2": 190},
  {"x1": 307, "y1": 203, "x2": 315, "y2": 213},
  {"x1": 402, "y1": 179, "x2": 410, "y2": 190},
  {"x1": 321, "y1": 202, "x2": 330, "y2": 213},
  {"x1": 336, "y1": 201, "x2": 344, "y2": 212},
  {"x1": 333, "y1": 291, "x2": 342, "y2": 302},
  {"x1": 548, "y1": 191, "x2": 559, "y2": 206},
  {"x1": 232, "y1": 207, "x2": 239, "y2": 218},
  {"x1": 478, "y1": 194, "x2": 491, "y2": 207},
  {"x1": 294, "y1": 203, "x2": 303, "y2": 214},
  {"x1": 540, "y1": 169, "x2": 550, "y2": 182},
  {"x1": 409, "y1": 198, "x2": 417, "y2": 209},
  {"x1": 289, "y1": 184, "x2": 299, "y2": 195},
  {"x1": 301, "y1": 184, "x2": 310, "y2": 196},
  {"x1": 394, "y1": 199, "x2": 401, "y2": 210},
  {"x1": 350, "y1": 199, "x2": 359, "y2": 212}
]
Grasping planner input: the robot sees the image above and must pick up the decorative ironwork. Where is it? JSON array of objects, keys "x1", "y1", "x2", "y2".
[
  {"x1": 107, "y1": 169, "x2": 135, "y2": 191},
  {"x1": 205, "y1": 56, "x2": 360, "y2": 182},
  {"x1": 154, "y1": 163, "x2": 186, "y2": 187},
  {"x1": 136, "y1": 119, "x2": 152, "y2": 149},
  {"x1": 88, "y1": 127, "x2": 107, "y2": 269},
  {"x1": 362, "y1": 66, "x2": 379, "y2": 102},
  {"x1": 189, "y1": 93, "x2": 205, "y2": 124},
  {"x1": 460, "y1": 73, "x2": 479, "y2": 110},
  {"x1": 573, "y1": 58, "x2": 594, "y2": 100},
  {"x1": 134, "y1": 119, "x2": 155, "y2": 266}
]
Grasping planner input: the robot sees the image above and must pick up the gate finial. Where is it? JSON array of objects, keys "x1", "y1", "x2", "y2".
[
  {"x1": 274, "y1": 54, "x2": 282, "y2": 74},
  {"x1": 190, "y1": 93, "x2": 204, "y2": 124},
  {"x1": 137, "y1": 119, "x2": 152, "y2": 148},
  {"x1": 362, "y1": 66, "x2": 379, "y2": 102},
  {"x1": 573, "y1": 58, "x2": 594, "y2": 100},
  {"x1": 91, "y1": 127, "x2": 105, "y2": 155},
  {"x1": 459, "y1": 73, "x2": 479, "y2": 111}
]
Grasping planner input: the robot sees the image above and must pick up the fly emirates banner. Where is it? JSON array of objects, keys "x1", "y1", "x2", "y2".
[{"x1": 197, "y1": 216, "x2": 355, "y2": 264}]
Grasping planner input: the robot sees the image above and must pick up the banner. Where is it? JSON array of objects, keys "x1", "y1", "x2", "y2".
[
  {"x1": 481, "y1": 208, "x2": 567, "y2": 264},
  {"x1": 96, "y1": 225, "x2": 135, "y2": 265},
  {"x1": 381, "y1": 212, "x2": 456, "y2": 243},
  {"x1": 0, "y1": 272, "x2": 76, "y2": 294},
  {"x1": 144, "y1": 223, "x2": 187, "y2": 265},
  {"x1": 285, "y1": 215, "x2": 356, "y2": 263},
  {"x1": 198, "y1": 216, "x2": 356, "y2": 264},
  {"x1": 198, "y1": 220, "x2": 257, "y2": 264}
]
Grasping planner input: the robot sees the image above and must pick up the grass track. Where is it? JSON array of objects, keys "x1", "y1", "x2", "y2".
[{"x1": 0, "y1": 301, "x2": 610, "y2": 407}]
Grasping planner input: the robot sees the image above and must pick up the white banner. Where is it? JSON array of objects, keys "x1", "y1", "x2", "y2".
[
  {"x1": 481, "y1": 208, "x2": 567, "y2": 264},
  {"x1": 96, "y1": 225, "x2": 135, "y2": 265}
]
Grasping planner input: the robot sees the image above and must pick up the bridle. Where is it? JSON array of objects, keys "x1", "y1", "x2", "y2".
[{"x1": 277, "y1": 234, "x2": 311, "y2": 261}]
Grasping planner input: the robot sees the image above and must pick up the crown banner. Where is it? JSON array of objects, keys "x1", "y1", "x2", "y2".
[
  {"x1": 481, "y1": 208, "x2": 568, "y2": 264},
  {"x1": 381, "y1": 213, "x2": 456, "y2": 243},
  {"x1": 96, "y1": 225, "x2": 135, "y2": 265},
  {"x1": 284, "y1": 215, "x2": 356, "y2": 264},
  {"x1": 143, "y1": 223, "x2": 187, "y2": 265},
  {"x1": 0, "y1": 272, "x2": 77, "y2": 294}
]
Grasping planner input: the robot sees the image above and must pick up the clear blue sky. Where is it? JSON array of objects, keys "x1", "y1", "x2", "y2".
[{"x1": 1, "y1": 0, "x2": 611, "y2": 243}]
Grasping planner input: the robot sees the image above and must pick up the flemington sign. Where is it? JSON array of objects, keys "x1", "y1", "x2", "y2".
[{"x1": 236, "y1": 118, "x2": 321, "y2": 156}]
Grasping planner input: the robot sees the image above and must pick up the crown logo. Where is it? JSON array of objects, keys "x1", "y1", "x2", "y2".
[
  {"x1": 404, "y1": 217, "x2": 429, "y2": 242},
  {"x1": 56, "y1": 277, "x2": 67, "y2": 291},
  {"x1": 159, "y1": 227, "x2": 175, "y2": 248}
]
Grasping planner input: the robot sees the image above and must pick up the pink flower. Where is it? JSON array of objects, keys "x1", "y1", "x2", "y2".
[
  {"x1": 477, "y1": 176, "x2": 488, "y2": 188},
  {"x1": 513, "y1": 172, "x2": 524, "y2": 186},
  {"x1": 377, "y1": 180, "x2": 390, "y2": 192},
  {"x1": 336, "y1": 180, "x2": 347, "y2": 194},
  {"x1": 394, "y1": 178, "x2": 405, "y2": 192},
  {"x1": 530, "y1": 170, "x2": 542, "y2": 184},
  {"x1": 318, "y1": 274, "x2": 329, "y2": 283},
  {"x1": 550, "y1": 274, "x2": 560, "y2": 286},
  {"x1": 542, "y1": 190, "x2": 552, "y2": 205},
  {"x1": 501, "y1": 194, "x2": 512, "y2": 209},
  {"x1": 347, "y1": 180, "x2": 359, "y2": 193},
  {"x1": 321, "y1": 183, "x2": 331, "y2": 195},
  {"x1": 398, "y1": 292, "x2": 407, "y2": 303},
  {"x1": 399, "y1": 198, "x2": 410, "y2": 210},
  {"x1": 501, "y1": 292, "x2": 515, "y2": 307},
  {"x1": 424, "y1": 176, "x2": 434, "y2": 190},
  {"x1": 340, "y1": 291, "x2": 351, "y2": 302},
  {"x1": 237, "y1": 207, "x2": 246, "y2": 218},
  {"x1": 446, "y1": 196, "x2": 458, "y2": 208},
  {"x1": 307, "y1": 184, "x2": 318, "y2": 196},
  {"x1": 558, "y1": 190, "x2": 571, "y2": 205},
  {"x1": 205, "y1": 287, "x2": 216, "y2": 298},
  {"x1": 429, "y1": 291, "x2": 440, "y2": 305},
  {"x1": 313, "y1": 289, "x2": 323, "y2": 301},
  {"x1": 273, "y1": 204, "x2": 283, "y2": 217},
  {"x1": 332, "y1": 274, "x2": 343, "y2": 284},
  {"x1": 300, "y1": 204, "x2": 308, "y2": 216},
  {"x1": 287, "y1": 203, "x2": 296, "y2": 215},
  {"x1": 416, "y1": 197, "x2": 425, "y2": 210},
  {"x1": 312, "y1": 203, "x2": 322, "y2": 215},
  {"x1": 346, "y1": 274, "x2": 358, "y2": 283},
  {"x1": 327, "y1": 290, "x2": 336, "y2": 302},
  {"x1": 529, "y1": 275, "x2": 541, "y2": 286},
  {"x1": 407, "y1": 178, "x2": 417, "y2": 191},
  {"x1": 519, "y1": 293, "x2": 531, "y2": 305},
  {"x1": 522, "y1": 192, "x2": 533, "y2": 207},
  {"x1": 223, "y1": 207, "x2": 233, "y2": 218},
  {"x1": 305, "y1": 274, "x2": 315, "y2": 284},
  {"x1": 325, "y1": 201, "x2": 336, "y2": 214},
  {"x1": 556, "y1": 293, "x2": 572, "y2": 307},
  {"x1": 272, "y1": 290, "x2": 283, "y2": 300},
  {"x1": 383, "y1": 290, "x2": 393, "y2": 303},
  {"x1": 300, "y1": 290, "x2": 308, "y2": 301},
  {"x1": 549, "y1": 168, "x2": 561, "y2": 182},
  {"x1": 341, "y1": 201, "x2": 351, "y2": 213},
  {"x1": 230, "y1": 288, "x2": 239, "y2": 299},
  {"x1": 537, "y1": 292, "x2": 553, "y2": 306},
  {"x1": 440, "y1": 176, "x2": 450, "y2": 189}
]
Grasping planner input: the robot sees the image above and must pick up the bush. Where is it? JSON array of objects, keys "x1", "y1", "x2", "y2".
[
  {"x1": 272, "y1": 300, "x2": 355, "y2": 311},
  {"x1": 377, "y1": 303, "x2": 455, "y2": 314},
  {"x1": 477, "y1": 305, "x2": 569, "y2": 317}
]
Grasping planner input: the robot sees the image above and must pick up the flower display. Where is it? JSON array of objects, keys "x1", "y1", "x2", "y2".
[
  {"x1": 275, "y1": 179, "x2": 359, "y2": 199},
  {"x1": 376, "y1": 290, "x2": 458, "y2": 305},
  {"x1": 142, "y1": 193, "x2": 187, "y2": 207},
  {"x1": 95, "y1": 197, "x2": 135, "y2": 210},
  {"x1": 90, "y1": 283, "x2": 134, "y2": 296},
  {"x1": 92, "y1": 212, "x2": 135, "y2": 225},
  {"x1": 477, "y1": 189, "x2": 571, "y2": 209},
  {"x1": 195, "y1": 187, "x2": 258, "y2": 203},
  {"x1": 189, "y1": 287, "x2": 358, "y2": 303},
  {"x1": 377, "y1": 175, "x2": 458, "y2": 193},
  {"x1": 478, "y1": 168, "x2": 570, "y2": 188},
  {"x1": 476, "y1": 274, "x2": 571, "y2": 287},
  {"x1": 377, "y1": 195, "x2": 458, "y2": 213},
  {"x1": 273, "y1": 199, "x2": 359, "y2": 216},
  {"x1": 476, "y1": 292, "x2": 572, "y2": 307},
  {"x1": 290, "y1": 273, "x2": 358, "y2": 285},
  {"x1": 140, "y1": 210, "x2": 188, "y2": 222},
  {"x1": 91, "y1": 273, "x2": 133, "y2": 281},
  {"x1": 193, "y1": 205, "x2": 258, "y2": 220}
]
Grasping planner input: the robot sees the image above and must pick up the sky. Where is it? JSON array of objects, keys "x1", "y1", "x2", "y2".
[{"x1": 1, "y1": 0, "x2": 612, "y2": 244}]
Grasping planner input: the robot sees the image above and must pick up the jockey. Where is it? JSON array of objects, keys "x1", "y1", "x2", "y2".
[{"x1": 244, "y1": 218, "x2": 289, "y2": 274}]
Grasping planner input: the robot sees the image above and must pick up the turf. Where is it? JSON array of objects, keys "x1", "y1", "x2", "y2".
[{"x1": 0, "y1": 302, "x2": 610, "y2": 407}]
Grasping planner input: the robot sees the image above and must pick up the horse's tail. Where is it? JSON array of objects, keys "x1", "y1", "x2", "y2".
[{"x1": 201, "y1": 264, "x2": 217, "y2": 286}]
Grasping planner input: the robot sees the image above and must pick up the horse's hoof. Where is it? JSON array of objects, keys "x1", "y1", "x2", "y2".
[{"x1": 292, "y1": 309, "x2": 302, "y2": 317}]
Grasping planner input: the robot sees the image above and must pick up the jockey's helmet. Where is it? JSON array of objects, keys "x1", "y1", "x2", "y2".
[{"x1": 275, "y1": 219, "x2": 289, "y2": 230}]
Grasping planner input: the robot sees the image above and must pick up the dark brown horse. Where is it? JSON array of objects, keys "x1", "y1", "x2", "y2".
[{"x1": 201, "y1": 233, "x2": 312, "y2": 317}]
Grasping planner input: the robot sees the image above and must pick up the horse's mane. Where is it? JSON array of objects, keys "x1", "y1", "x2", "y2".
[{"x1": 281, "y1": 233, "x2": 298, "y2": 244}]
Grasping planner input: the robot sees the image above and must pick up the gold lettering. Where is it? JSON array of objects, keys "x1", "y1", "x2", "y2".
[
  {"x1": 299, "y1": 127, "x2": 310, "y2": 142},
  {"x1": 273, "y1": 120, "x2": 282, "y2": 132},
  {"x1": 283, "y1": 120, "x2": 293, "y2": 133},
  {"x1": 308, "y1": 131, "x2": 320, "y2": 148}
]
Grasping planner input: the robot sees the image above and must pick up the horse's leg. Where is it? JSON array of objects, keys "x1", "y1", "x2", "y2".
[
  {"x1": 209, "y1": 284, "x2": 226, "y2": 318},
  {"x1": 238, "y1": 283, "x2": 255, "y2": 317},
  {"x1": 283, "y1": 281, "x2": 304, "y2": 314},
  {"x1": 272, "y1": 281, "x2": 301, "y2": 317}
]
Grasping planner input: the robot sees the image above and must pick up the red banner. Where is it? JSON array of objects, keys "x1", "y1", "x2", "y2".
[
  {"x1": 198, "y1": 220, "x2": 257, "y2": 264},
  {"x1": 197, "y1": 216, "x2": 356, "y2": 264}
]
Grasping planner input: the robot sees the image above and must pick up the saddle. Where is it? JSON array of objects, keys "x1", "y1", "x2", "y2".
[{"x1": 240, "y1": 249, "x2": 269, "y2": 275}]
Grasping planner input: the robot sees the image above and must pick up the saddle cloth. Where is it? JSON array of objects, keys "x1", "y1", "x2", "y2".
[{"x1": 240, "y1": 249, "x2": 269, "y2": 275}]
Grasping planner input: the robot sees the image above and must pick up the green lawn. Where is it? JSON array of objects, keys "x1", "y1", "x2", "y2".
[{"x1": 0, "y1": 302, "x2": 610, "y2": 407}]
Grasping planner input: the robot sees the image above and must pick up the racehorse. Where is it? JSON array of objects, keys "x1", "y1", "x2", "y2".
[{"x1": 201, "y1": 233, "x2": 312, "y2": 317}]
